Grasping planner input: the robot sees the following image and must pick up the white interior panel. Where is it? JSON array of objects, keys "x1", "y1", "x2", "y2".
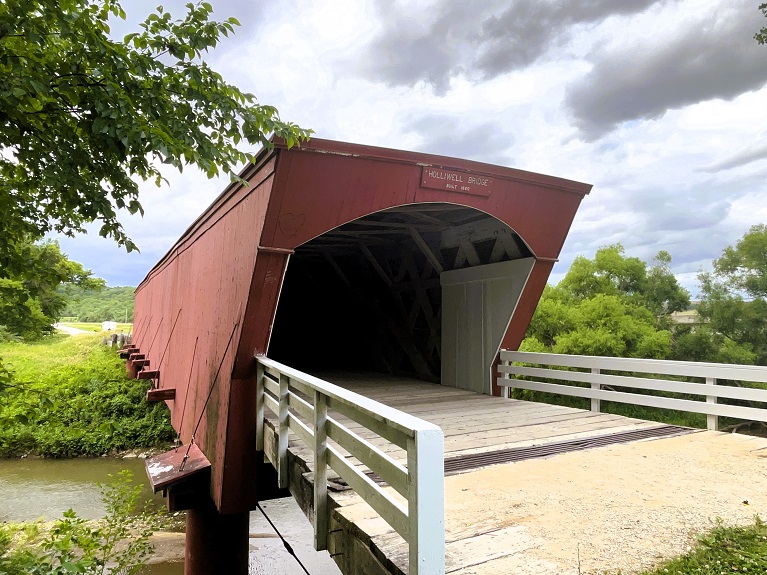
[{"x1": 441, "y1": 258, "x2": 535, "y2": 394}]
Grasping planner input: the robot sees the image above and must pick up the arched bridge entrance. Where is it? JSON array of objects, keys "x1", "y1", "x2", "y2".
[{"x1": 269, "y1": 203, "x2": 534, "y2": 394}]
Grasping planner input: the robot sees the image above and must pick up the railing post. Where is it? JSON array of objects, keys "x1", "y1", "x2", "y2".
[
  {"x1": 256, "y1": 360, "x2": 264, "y2": 452},
  {"x1": 407, "y1": 428, "x2": 445, "y2": 575},
  {"x1": 706, "y1": 377, "x2": 718, "y2": 431},
  {"x1": 278, "y1": 373, "x2": 289, "y2": 488},
  {"x1": 591, "y1": 367, "x2": 601, "y2": 413},
  {"x1": 313, "y1": 391, "x2": 328, "y2": 551},
  {"x1": 502, "y1": 360, "x2": 511, "y2": 399}
]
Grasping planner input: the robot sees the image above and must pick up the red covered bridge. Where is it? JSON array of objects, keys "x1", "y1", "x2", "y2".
[{"x1": 129, "y1": 138, "x2": 594, "y2": 573}]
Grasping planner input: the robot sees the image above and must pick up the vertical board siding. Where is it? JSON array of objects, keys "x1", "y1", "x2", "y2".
[{"x1": 133, "y1": 156, "x2": 277, "y2": 511}]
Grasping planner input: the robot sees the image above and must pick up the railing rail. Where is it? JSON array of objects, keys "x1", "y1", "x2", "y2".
[
  {"x1": 498, "y1": 350, "x2": 767, "y2": 431},
  {"x1": 255, "y1": 356, "x2": 445, "y2": 575}
]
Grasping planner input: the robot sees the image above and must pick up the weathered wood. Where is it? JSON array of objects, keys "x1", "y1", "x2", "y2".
[
  {"x1": 314, "y1": 391, "x2": 329, "y2": 551},
  {"x1": 499, "y1": 377, "x2": 767, "y2": 423},
  {"x1": 146, "y1": 388, "x2": 175, "y2": 402},
  {"x1": 501, "y1": 350, "x2": 767, "y2": 382}
]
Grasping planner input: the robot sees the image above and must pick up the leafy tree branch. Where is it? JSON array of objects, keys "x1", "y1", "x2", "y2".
[{"x1": 0, "y1": 0, "x2": 311, "y2": 274}]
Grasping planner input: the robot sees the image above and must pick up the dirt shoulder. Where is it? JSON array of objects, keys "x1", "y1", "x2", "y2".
[{"x1": 443, "y1": 431, "x2": 767, "y2": 574}]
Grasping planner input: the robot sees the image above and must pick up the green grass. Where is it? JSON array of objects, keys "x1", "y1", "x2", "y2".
[
  {"x1": 57, "y1": 322, "x2": 133, "y2": 333},
  {"x1": 1, "y1": 334, "x2": 105, "y2": 379},
  {"x1": 640, "y1": 518, "x2": 767, "y2": 575},
  {"x1": 0, "y1": 335, "x2": 173, "y2": 457}
]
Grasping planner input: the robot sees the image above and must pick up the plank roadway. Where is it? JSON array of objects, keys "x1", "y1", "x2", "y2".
[
  {"x1": 306, "y1": 372, "x2": 663, "y2": 462},
  {"x1": 263, "y1": 372, "x2": 694, "y2": 575}
]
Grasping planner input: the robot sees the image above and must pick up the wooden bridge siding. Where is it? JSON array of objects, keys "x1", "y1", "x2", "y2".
[
  {"x1": 257, "y1": 141, "x2": 588, "y2": 394},
  {"x1": 134, "y1": 152, "x2": 280, "y2": 513},
  {"x1": 261, "y1": 139, "x2": 590, "y2": 262},
  {"x1": 134, "y1": 138, "x2": 592, "y2": 523}
]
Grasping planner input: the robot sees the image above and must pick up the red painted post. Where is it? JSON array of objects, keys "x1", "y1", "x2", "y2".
[{"x1": 185, "y1": 498, "x2": 249, "y2": 575}]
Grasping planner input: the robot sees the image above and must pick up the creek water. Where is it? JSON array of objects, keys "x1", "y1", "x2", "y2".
[{"x1": 0, "y1": 458, "x2": 341, "y2": 575}]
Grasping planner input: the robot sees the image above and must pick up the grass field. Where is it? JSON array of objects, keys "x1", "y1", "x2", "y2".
[
  {"x1": 641, "y1": 518, "x2": 767, "y2": 575},
  {"x1": 0, "y1": 334, "x2": 173, "y2": 457},
  {"x1": 57, "y1": 322, "x2": 133, "y2": 333},
  {"x1": 1, "y1": 334, "x2": 105, "y2": 380}
]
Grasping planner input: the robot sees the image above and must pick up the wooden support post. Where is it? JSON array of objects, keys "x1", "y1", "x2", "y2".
[
  {"x1": 408, "y1": 227, "x2": 444, "y2": 273},
  {"x1": 313, "y1": 391, "x2": 328, "y2": 551},
  {"x1": 591, "y1": 368, "x2": 601, "y2": 413},
  {"x1": 359, "y1": 242, "x2": 392, "y2": 287},
  {"x1": 706, "y1": 377, "x2": 718, "y2": 431},
  {"x1": 137, "y1": 369, "x2": 159, "y2": 380},
  {"x1": 185, "y1": 497, "x2": 249, "y2": 575},
  {"x1": 278, "y1": 373, "x2": 289, "y2": 489}
]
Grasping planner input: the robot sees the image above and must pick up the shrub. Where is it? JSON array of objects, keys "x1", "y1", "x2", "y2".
[{"x1": 0, "y1": 335, "x2": 174, "y2": 457}]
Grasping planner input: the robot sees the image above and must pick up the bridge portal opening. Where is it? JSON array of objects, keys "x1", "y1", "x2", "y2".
[{"x1": 268, "y1": 203, "x2": 534, "y2": 393}]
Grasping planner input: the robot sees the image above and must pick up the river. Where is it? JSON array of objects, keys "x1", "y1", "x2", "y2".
[{"x1": 0, "y1": 458, "x2": 341, "y2": 575}]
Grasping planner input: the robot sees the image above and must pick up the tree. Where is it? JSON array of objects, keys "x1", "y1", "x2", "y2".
[
  {"x1": 0, "y1": 239, "x2": 104, "y2": 340},
  {"x1": 710, "y1": 224, "x2": 767, "y2": 298},
  {"x1": 557, "y1": 244, "x2": 690, "y2": 316},
  {"x1": 62, "y1": 285, "x2": 135, "y2": 322},
  {"x1": 698, "y1": 225, "x2": 767, "y2": 365},
  {"x1": 0, "y1": 0, "x2": 311, "y2": 275},
  {"x1": 523, "y1": 245, "x2": 688, "y2": 359},
  {"x1": 0, "y1": 1, "x2": 310, "y2": 383},
  {"x1": 755, "y1": 3, "x2": 767, "y2": 45}
]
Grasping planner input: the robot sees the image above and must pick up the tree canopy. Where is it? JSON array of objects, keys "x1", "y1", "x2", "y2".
[
  {"x1": 0, "y1": 239, "x2": 103, "y2": 341},
  {"x1": 0, "y1": 1, "x2": 310, "y2": 383},
  {"x1": 62, "y1": 285, "x2": 135, "y2": 323},
  {"x1": 523, "y1": 245, "x2": 689, "y2": 359},
  {"x1": 0, "y1": 0, "x2": 311, "y2": 275},
  {"x1": 523, "y1": 236, "x2": 767, "y2": 367},
  {"x1": 698, "y1": 225, "x2": 767, "y2": 365}
]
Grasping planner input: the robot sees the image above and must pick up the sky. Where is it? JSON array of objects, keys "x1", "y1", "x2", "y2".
[{"x1": 54, "y1": 0, "x2": 767, "y2": 297}]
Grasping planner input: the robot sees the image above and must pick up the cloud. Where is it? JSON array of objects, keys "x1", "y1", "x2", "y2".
[
  {"x1": 700, "y1": 142, "x2": 767, "y2": 172},
  {"x1": 403, "y1": 114, "x2": 515, "y2": 165},
  {"x1": 361, "y1": 0, "x2": 665, "y2": 93},
  {"x1": 474, "y1": 0, "x2": 662, "y2": 78},
  {"x1": 566, "y1": 0, "x2": 767, "y2": 140}
]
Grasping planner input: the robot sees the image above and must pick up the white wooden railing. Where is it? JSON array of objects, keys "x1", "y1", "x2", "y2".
[
  {"x1": 499, "y1": 351, "x2": 767, "y2": 431},
  {"x1": 255, "y1": 356, "x2": 445, "y2": 575}
]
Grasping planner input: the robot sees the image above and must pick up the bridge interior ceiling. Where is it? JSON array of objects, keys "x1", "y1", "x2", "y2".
[{"x1": 267, "y1": 204, "x2": 532, "y2": 382}]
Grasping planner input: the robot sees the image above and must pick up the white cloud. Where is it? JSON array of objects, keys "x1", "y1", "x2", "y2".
[{"x1": 56, "y1": 0, "x2": 767, "y2": 299}]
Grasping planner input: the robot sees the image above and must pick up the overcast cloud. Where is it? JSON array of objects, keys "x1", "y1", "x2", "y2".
[
  {"x1": 361, "y1": 0, "x2": 667, "y2": 93},
  {"x1": 566, "y1": 0, "x2": 767, "y2": 140},
  {"x1": 50, "y1": 0, "x2": 767, "y2": 298}
]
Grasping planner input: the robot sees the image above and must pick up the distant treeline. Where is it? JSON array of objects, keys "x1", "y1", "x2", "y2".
[{"x1": 62, "y1": 286, "x2": 135, "y2": 322}]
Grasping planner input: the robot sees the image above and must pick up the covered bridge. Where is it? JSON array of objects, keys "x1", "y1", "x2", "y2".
[{"x1": 131, "y1": 138, "x2": 591, "y2": 574}]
